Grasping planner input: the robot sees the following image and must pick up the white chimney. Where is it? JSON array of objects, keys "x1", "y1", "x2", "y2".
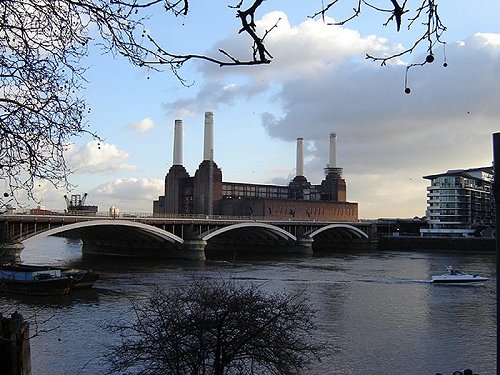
[
  {"x1": 173, "y1": 119, "x2": 183, "y2": 165},
  {"x1": 203, "y1": 112, "x2": 214, "y2": 161},
  {"x1": 296, "y1": 138, "x2": 304, "y2": 177},
  {"x1": 329, "y1": 133, "x2": 337, "y2": 168}
]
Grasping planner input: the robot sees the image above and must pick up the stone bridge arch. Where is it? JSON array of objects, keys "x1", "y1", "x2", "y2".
[
  {"x1": 200, "y1": 222, "x2": 297, "y2": 242},
  {"x1": 23, "y1": 220, "x2": 184, "y2": 245},
  {"x1": 307, "y1": 223, "x2": 368, "y2": 240},
  {"x1": 22, "y1": 220, "x2": 185, "y2": 258},
  {"x1": 197, "y1": 222, "x2": 311, "y2": 255},
  {"x1": 306, "y1": 223, "x2": 369, "y2": 251}
]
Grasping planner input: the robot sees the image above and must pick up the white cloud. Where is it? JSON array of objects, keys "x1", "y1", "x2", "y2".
[
  {"x1": 126, "y1": 117, "x2": 155, "y2": 133},
  {"x1": 201, "y1": 12, "x2": 398, "y2": 81},
  {"x1": 165, "y1": 12, "x2": 400, "y2": 116},
  {"x1": 261, "y1": 33, "x2": 500, "y2": 170},
  {"x1": 474, "y1": 32, "x2": 500, "y2": 47},
  {"x1": 16, "y1": 178, "x2": 162, "y2": 213},
  {"x1": 66, "y1": 140, "x2": 136, "y2": 173},
  {"x1": 255, "y1": 12, "x2": 396, "y2": 77},
  {"x1": 163, "y1": 80, "x2": 267, "y2": 116},
  {"x1": 164, "y1": 12, "x2": 500, "y2": 218},
  {"x1": 256, "y1": 32, "x2": 500, "y2": 217},
  {"x1": 90, "y1": 178, "x2": 163, "y2": 212}
]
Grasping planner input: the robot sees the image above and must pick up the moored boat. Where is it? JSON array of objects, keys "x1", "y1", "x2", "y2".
[
  {"x1": 0, "y1": 266, "x2": 72, "y2": 296},
  {"x1": 63, "y1": 268, "x2": 99, "y2": 289},
  {"x1": 0, "y1": 264, "x2": 99, "y2": 295},
  {"x1": 431, "y1": 266, "x2": 489, "y2": 285}
]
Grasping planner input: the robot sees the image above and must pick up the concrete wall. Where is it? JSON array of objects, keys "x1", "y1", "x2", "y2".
[{"x1": 378, "y1": 236, "x2": 495, "y2": 252}]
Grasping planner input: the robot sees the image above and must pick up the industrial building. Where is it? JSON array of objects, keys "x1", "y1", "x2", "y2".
[
  {"x1": 421, "y1": 166, "x2": 494, "y2": 237},
  {"x1": 153, "y1": 112, "x2": 358, "y2": 221}
]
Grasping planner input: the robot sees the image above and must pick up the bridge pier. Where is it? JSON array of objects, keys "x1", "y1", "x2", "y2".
[
  {"x1": 0, "y1": 242, "x2": 24, "y2": 263},
  {"x1": 182, "y1": 240, "x2": 207, "y2": 261},
  {"x1": 290, "y1": 237, "x2": 314, "y2": 255}
]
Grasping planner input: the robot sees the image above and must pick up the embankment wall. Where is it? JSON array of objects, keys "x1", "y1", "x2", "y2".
[{"x1": 378, "y1": 236, "x2": 495, "y2": 252}]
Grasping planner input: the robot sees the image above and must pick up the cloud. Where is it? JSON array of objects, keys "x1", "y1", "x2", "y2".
[
  {"x1": 201, "y1": 12, "x2": 400, "y2": 81},
  {"x1": 163, "y1": 80, "x2": 268, "y2": 116},
  {"x1": 17, "y1": 178, "x2": 163, "y2": 213},
  {"x1": 164, "y1": 11, "x2": 500, "y2": 218},
  {"x1": 476, "y1": 32, "x2": 500, "y2": 47},
  {"x1": 256, "y1": 32, "x2": 500, "y2": 217},
  {"x1": 66, "y1": 140, "x2": 136, "y2": 173},
  {"x1": 262, "y1": 33, "x2": 500, "y2": 174},
  {"x1": 90, "y1": 178, "x2": 163, "y2": 212},
  {"x1": 125, "y1": 117, "x2": 155, "y2": 133},
  {"x1": 165, "y1": 12, "x2": 396, "y2": 116},
  {"x1": 254, "y1": 12, "x2": 398, "y2": 78}
]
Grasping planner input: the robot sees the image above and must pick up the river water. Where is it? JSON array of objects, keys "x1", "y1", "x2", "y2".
[{"x1": 1, "y1": 236, "x2": 496, "y2": 375}]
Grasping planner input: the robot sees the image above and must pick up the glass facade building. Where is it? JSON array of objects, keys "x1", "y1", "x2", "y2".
[{"x1": 422, "y1": 167, "x2": 494, "y2": 237}]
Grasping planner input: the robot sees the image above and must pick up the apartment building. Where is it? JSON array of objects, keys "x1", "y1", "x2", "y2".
[{"x1": 421, "y1": 167, "x2": 494, "y2": 237}]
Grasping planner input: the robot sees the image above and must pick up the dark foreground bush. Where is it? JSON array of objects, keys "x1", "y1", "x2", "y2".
[{"x1": 105, "y1": 277, "x2": 323, "y2": 375}]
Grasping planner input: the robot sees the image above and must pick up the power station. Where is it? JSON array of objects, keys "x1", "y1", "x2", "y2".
[{"x1": 153, "y1": 112, "x2": 358, "y2": 221}]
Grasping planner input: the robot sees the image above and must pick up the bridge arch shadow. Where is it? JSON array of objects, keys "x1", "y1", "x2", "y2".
[
  {"x1": 23, "y1": 220, "x2": 185, "y2": 258},
  {"x1": 306, "y1": 223, "x2": 370, "y2": 252},
  {"x1": 198, "y1": 222, "x2": 302, "y2": 257}
]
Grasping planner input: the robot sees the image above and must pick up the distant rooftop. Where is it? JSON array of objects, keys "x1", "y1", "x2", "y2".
[{"x1": 423, "y1": 166, "x2": 493, "y2": 180}]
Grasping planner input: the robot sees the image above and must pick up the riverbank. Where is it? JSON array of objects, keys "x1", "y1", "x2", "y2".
[{"x1": 378, "y1": 236, "x2": 495, "y2": 252}]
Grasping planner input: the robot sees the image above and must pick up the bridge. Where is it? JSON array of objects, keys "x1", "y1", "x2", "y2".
[{"x1": 0, "y1": 213, "x2": 376, "y2": 261}]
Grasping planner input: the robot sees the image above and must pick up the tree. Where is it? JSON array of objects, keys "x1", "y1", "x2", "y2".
[
  {"x1": 0, "y1": 0, "x2": 445, "y2": 209},
  {"x1": 315, "y1": 0, "x2": 446, "y2": 64},
  {"x1": 105, "y1": 278, "x2": 323, "y2": 375}
]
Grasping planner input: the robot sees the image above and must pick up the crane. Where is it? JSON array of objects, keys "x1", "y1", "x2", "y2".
[{"x1": 63, "y1": 193, "x2": 98, "y2": 214}]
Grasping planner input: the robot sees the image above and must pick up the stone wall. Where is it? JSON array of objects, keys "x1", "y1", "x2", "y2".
[{"x1": 378, "y1": 236, "x2": 495, "y2": 252}]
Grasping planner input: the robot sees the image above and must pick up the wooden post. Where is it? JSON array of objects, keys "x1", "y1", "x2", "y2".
[
  {"x1": 0, "y1": 312, "x2": 32, "y2": 375},
  {"x1": 492, "y1": 132, "x2": 500, "y2": 375}
]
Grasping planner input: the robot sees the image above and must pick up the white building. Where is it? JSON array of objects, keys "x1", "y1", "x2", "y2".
[{"x1": 421, "y1": 167, "x2": 494, "y2": 237}]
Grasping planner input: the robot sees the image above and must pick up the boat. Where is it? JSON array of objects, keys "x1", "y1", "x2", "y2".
[
  {"x1": 63, "y1": 268, "x2": 99, "y2": 289},
  {"x1": 0, "y1": 264, "x2": 99, "y2": 295},
  {"x1": 430, "y1": 266, "x2": 489, "y2": 285},
  {"x1": 0, "y1": 265, "x2": 73, "y2": 296}
]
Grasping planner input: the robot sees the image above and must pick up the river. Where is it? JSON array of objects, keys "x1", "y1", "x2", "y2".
[{"x1": 1, "y1": 236, "x2": 496, "y2": 375}]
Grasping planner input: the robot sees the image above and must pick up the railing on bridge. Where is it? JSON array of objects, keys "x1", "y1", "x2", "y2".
[{"x1": 2, "y1": 209, "x2": 360, "y2": 224}]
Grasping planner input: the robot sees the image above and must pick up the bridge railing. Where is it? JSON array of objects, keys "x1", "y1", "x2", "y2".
[{"x1": 1, "y1": 209, "x2": 362, "y2": 224}]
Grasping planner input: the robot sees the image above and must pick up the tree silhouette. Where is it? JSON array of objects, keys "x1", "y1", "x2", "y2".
[{"x1": 105, "y1": 278, "x2": 323, "y2": 375}]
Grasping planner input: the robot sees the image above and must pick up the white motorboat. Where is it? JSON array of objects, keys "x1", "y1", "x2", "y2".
[{"x1": 431, "y1": 266, "x2": 489, "y2": 285}]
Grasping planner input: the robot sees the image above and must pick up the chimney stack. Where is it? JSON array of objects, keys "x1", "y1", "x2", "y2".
[
  {"x1": 329, "y1": 133, "x2": 337, "y2": 168},
  {"x1": 173, "y1": 119, "x2": 183, "y2": 165},
  {"x1": 203, "y1": 112, "x2": 214, "y2": 161},
  {"x1": 296, "y1": 137, "x2": 304, "y2": 177}
]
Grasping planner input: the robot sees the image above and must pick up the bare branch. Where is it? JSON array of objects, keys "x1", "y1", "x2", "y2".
[
  {"x1": 104, "y1": 278, "x2": 323, "y2": 374},
  {"x1": 312, "y1": 0, "x2": 446, "y2": 69}
]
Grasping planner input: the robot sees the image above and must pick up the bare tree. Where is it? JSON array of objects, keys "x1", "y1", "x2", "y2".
[
  {"x1": 313, "y1": 0, "x2": 447, "y2": 94},
  {"x1": 105, "y1": 278, "x2": 323, "y2": 375},
  {"x1": 0, "y1": 0, "x2": 278, "y2": 209},
  {"x1": 0, "y1": 0, "x2": 445, "y2": 209},
  {"x1": 314, "y1": 0, "x2": 446, "y2": 64}
]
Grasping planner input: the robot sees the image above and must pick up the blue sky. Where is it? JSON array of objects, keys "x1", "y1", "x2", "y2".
[{"x1": 24, "y1": 1, "x2": 500, "y2": 218}]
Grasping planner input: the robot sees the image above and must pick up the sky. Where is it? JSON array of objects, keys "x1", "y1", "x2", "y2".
[{"x1": 20, "y1": 1, "x2": 500, "y2": 219}]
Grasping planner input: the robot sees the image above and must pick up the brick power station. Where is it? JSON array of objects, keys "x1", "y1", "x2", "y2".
[{"x1": 153, "y1": 112, "x2": 358, "y2": 221}]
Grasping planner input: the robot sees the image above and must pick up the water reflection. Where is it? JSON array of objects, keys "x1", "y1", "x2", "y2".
[{"x1": 0, "y1": 236, "x2": 494, "y2": 374}]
